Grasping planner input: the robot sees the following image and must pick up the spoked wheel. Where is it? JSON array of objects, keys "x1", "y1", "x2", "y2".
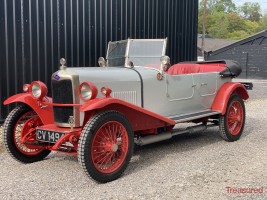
[
  {"x1": 78, "y1": 111, "x2": 134, "y2": 183},
  {"x1": 3, "y1": 105, "x2": 50, "y2": 163},
  {"x1": 219, "y1": 94, "x2": 246, "y2": 142}
]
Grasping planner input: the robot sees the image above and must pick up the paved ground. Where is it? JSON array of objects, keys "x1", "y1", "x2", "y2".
[{"x1": 0, "y1": 80, "x2": 266, "y2": 200}]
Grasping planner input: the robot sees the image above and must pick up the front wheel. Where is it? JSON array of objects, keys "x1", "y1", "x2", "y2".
[
  {"x1": 78, "y1": 111, "x2": 134, "y2": 183},
  {"x1": 3, "y1": 105, "x2": 51, "y2": 163},
  {"x1": 219, "y1": 94, "x2": 246, "y2": 142}
]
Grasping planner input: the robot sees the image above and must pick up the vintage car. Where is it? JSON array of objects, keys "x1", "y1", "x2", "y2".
[{"x1": 3, "y1": 39, "x2": 249, "y2": 183}]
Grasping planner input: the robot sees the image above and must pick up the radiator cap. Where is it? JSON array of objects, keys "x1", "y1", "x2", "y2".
[{"x1": 60, "y1": 58, "x2": 67, "y2": 70}]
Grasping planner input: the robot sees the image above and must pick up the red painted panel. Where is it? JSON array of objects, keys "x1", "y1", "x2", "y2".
[
  {"x1": 4, "y1": 93, "x2": 54, "y2": 124},
  {"x1": 80, "y1": 98, "x2": 176, "y2": 132},
  {"x1": 211, "y1": 82, "x2": 249, "y2": 115}
]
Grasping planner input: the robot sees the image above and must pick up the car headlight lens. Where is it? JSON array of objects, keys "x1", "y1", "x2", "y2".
[
  {"x1": 32, "y1": 83, "x2": 41, "y2": 98},
  {"x1": 79, "y1": 82, "x2": 98, "y2": 101},
  {"x1": 101, "y1": 87, "x2": 112, "y2": 97},
  {"x1": 31, "y1": 81, "x2": 48, "y2": 100},
  {"x1": 23, "y1": 84, "x2": 31, "y2": 93}
]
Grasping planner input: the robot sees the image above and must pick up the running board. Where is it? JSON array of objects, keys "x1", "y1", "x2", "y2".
[{"x1": 170, "y1": 110, "x2": 220, "y2": 123}]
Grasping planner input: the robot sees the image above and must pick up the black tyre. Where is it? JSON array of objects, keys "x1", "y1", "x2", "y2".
[
  {"x1": 78, "y1": 110, "x2": 134, "y2": 183},
  {"x1": 3, "y1": 105, "x2": 51, "y2": 163},
  {"x1": 219, "y1": 94, "x2": 246, "y2": 142}
]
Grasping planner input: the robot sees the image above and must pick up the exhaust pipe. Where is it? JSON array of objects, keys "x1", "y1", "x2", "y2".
[
  {"x1": 135, "y1": 124, "x2": 207, "y2": 146},
  {"x1": 135, "y1": 132, "x2": 172, "y2": 146}
]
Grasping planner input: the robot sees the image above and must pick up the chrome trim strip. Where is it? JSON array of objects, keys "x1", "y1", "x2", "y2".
[{"x1": 124, "y1": 38, "x2": 131, "y2": 66}]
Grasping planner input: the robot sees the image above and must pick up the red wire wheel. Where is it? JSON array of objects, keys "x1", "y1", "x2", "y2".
[
  {"x1": 13, "y1": 111, "x2": 44, "y2": 155},
  {"x1": 91, "y1": 121, "x2": 129, "y2": 174},
  {"x1": 78, "y1": 111, "x2": 134, "y2": 183},
  {"x1": 3, "y1": 105, "x2": 51, "y2": 163},
  {"x1": 219, "y1": 94, "x2": 246, "y2": 142},
  {"x1": 226, "y1": 100, "x2": 244, "y2": 136}
]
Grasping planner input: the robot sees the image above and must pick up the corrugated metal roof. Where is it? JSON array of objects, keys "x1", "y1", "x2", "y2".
[
  {"x1": 197, "y1": 38, "x2": 239, "y2": 52},
  {"x1": 208, "y1": 30, "x2": 267, "y2": 55}
]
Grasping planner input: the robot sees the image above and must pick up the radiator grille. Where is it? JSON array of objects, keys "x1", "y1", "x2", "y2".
[{"x1": 51, "y1": 79, "x2": 73, "y2": 124}]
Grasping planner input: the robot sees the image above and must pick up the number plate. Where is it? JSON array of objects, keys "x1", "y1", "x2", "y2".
[{"x1": 36, "y1": 129, "x2": 65, "y2": 143}]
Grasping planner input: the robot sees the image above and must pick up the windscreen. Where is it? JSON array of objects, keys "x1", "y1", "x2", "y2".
[
  {"x1": 106, "y1": 39, "x2": 166, "y2": 69},
  {"x1": 128, "y1": 40, "x2": 165, "y2": 69},
  {"x1": 106, "y1": 41, "x2": 127, "y2": 66}
]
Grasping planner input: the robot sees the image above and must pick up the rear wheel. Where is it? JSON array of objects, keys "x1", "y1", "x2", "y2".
[
  {"x1": 78, "y1": 111, "x2": 134, "y2": 183},
  {"x1": 3, "y1": 105, "x2": 50, "y2": 163},
  {"x1": 219, "y1": 94, "x2": 245, "y2": 142}
]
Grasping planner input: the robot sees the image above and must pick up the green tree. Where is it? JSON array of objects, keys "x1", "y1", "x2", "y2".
[
  {"x1": 239, "y1": 2, "x2": 262, "y2": 22},
  {"x1": 198, "y1": 15, "x2": 203, "y2": 34},
  {"x1": 228, "y1": 31, "x2": 250, "y2": 40},
  {"x1": 199, "y1": 0, "x2": 236, "y2": 15},
  {"x1": 198, "y1": 0, "x2": 264, "y2": 40},
  {"x1": 227, "y1": 12, "x2": 246, "y2": 32},
  {"x1": 198, "y1": 0, "x2": 236, "y2": 34},
  {"x1": 206, "y1": 12, "x2": 229, "y2": 38},
  {"x1": 259, "y1": 13, "x2": 267, "y2": 29},
  {"x1": 244, "y1": 20, "x2": 262, "y2": 34}
]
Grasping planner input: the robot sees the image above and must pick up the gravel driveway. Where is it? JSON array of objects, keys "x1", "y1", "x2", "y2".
[{"x1": 0, "y1": 80, "x2": 266, "y2": 200}]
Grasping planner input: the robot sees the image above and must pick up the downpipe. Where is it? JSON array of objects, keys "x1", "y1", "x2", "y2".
[{"x1": 135, "y1": 124, "x2": 208, "y2": 146}]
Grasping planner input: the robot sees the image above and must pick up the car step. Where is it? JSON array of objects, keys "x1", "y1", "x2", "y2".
[{"x1": 170, "y1": 110, "x2": 220, "y2": 123}]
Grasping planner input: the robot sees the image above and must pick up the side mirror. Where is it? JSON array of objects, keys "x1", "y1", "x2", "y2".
[{"x1": 98, "y1": 57, "x2": 107, "y2": 67}]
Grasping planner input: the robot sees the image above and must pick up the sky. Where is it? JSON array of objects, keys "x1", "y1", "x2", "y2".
[{"x1": 233, "y1": 0, "x2": 267, "y2": 13}]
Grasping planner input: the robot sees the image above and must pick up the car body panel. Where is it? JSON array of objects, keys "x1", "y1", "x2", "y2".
[
  {"x1": 70, "y1": 67, "x2": 142, "y2": 107},
  {"x1": 132, "y1": 67, "x2": 231, "y2": 118},
  {"x1": 4, "y1": 93, "x2": 54, "y2": 124},
  {"x1": 212, "y1": 82, "x2": 249, "y2": 115},
  {"x1": 80, "y1": 98, "x2": 176, "y2": 131}
]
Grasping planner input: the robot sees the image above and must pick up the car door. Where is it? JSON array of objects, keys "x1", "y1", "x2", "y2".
[
  {"x1": 165, "y1": 74, "x2": 195, "y2": 101},
  {"x1": 198, "y1": 73, "x2": 218, "y2": 97}
]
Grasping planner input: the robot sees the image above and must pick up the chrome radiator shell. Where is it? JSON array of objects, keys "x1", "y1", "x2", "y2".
[{"x1": 51, "y1": 68, "x2": 80, "y2": 127}]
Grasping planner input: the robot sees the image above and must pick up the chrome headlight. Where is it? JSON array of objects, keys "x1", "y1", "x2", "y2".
[
  {"x1": 31, "y1": 81, "x2": 48, "y2": 100},
  {"x1": 79, "y1": 82, "x2": 98, "y2": 101}
]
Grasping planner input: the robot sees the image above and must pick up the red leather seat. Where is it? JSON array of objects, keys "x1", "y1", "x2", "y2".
[{"x1": 167, "y1": 63, "x2": 226, "y2": 75}]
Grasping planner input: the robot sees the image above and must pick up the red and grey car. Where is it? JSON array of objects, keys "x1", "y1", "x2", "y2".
[{"x1": 3, "y1": 39, "x2": 248, "y2": 183}]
